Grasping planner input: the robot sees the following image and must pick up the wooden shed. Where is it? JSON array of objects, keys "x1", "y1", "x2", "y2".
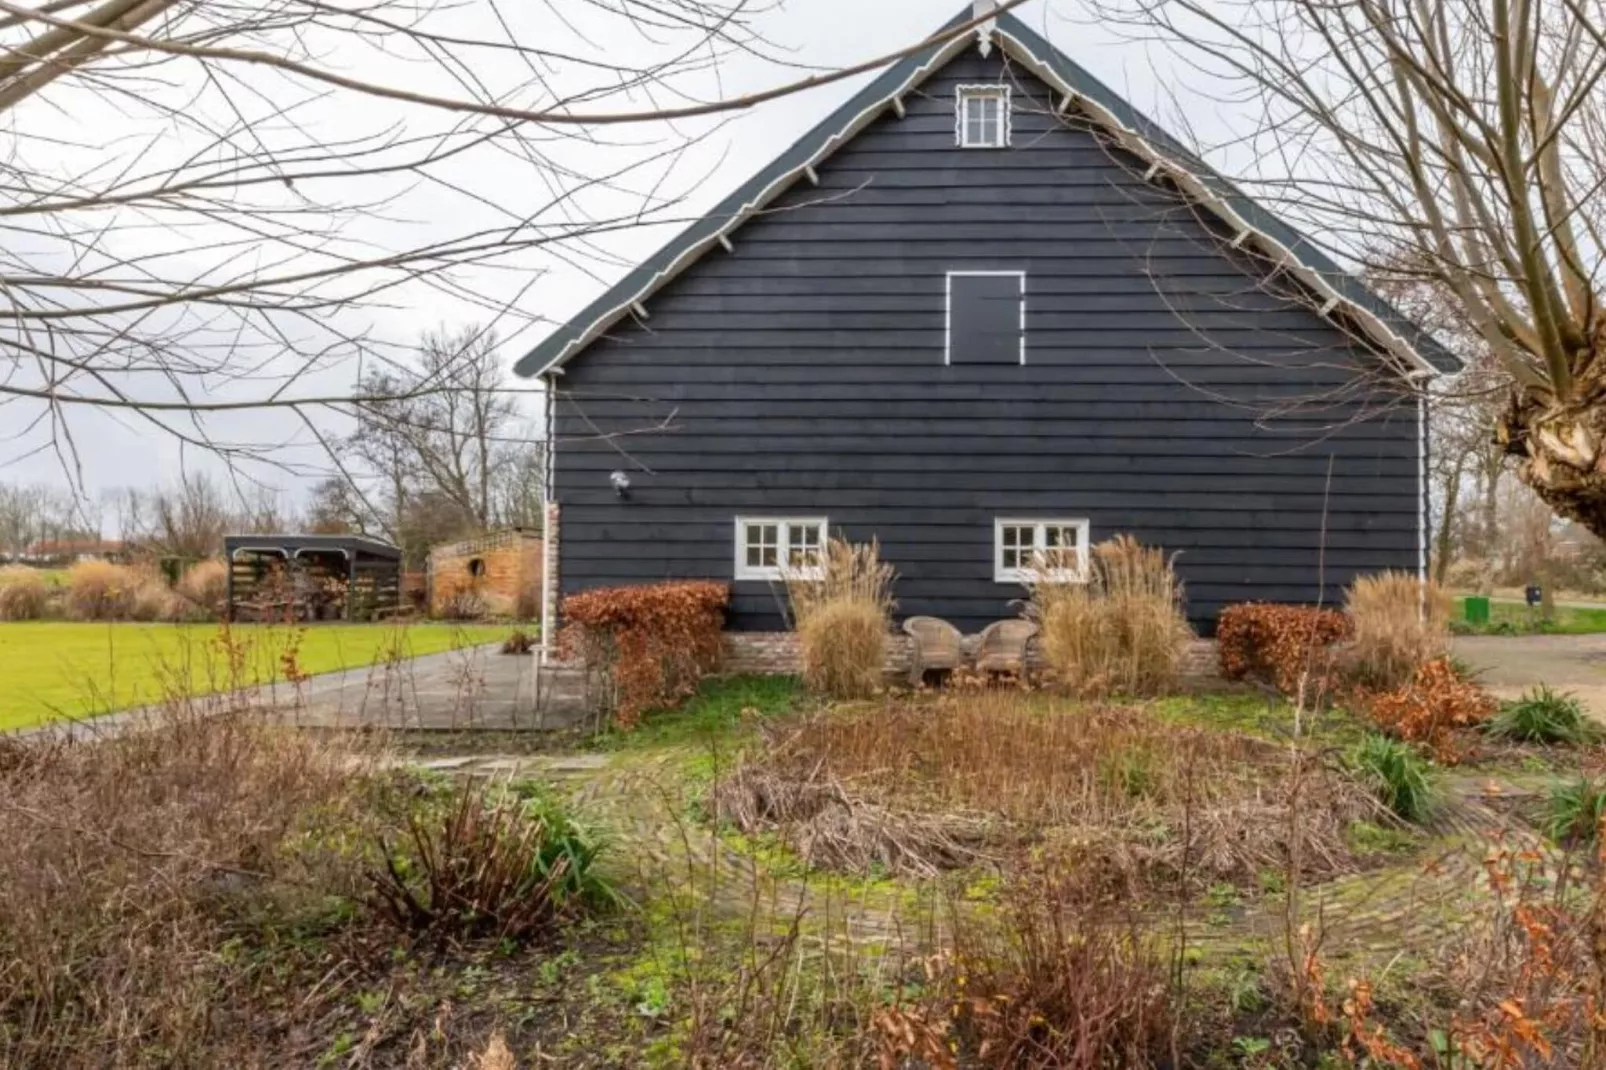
[
  {"x1": 426, "y1": 528, "x2": 543, "y2": 619},
  {"x1": 224, "y1": 534, "x2": 403, "y2": 622}
]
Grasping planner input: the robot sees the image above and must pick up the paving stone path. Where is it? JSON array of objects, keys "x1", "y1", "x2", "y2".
[{"x1": 403, "y1": 748, "x2": 1555, "y2": 962}]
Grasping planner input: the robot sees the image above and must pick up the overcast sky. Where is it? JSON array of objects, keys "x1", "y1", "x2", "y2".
[{"x1": 2, "y1": 0, "x2": 1207, "y2": 512}]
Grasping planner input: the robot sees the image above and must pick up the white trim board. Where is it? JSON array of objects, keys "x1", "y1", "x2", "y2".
[{"x1": 945, "y1": 270, "x2": 1027, "y2": 366}]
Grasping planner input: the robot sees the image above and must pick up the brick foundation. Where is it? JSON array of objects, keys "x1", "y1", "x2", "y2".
[{"x1": 722, "y1": 631, "x2": 1221, "y2": 681}]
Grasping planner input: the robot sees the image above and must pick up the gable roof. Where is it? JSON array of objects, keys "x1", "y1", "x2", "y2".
[{"x1": 514, "y1": 6, "x2": 1458, "y2": 380}]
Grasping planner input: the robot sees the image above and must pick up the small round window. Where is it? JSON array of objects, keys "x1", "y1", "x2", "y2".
[{"x1": 467, "y1": 557, "x2": 486, "y2": 578}]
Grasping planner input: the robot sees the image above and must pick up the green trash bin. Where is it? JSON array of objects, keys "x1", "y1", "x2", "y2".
[{"x1": 1465, "y1": 596, "x2": 1491, "y2": 625}]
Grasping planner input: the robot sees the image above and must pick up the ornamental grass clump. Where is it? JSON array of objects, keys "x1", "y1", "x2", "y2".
[
  {"x1": 0, "y1": 566, "x2": 48, "y2": 621},
  {"x1": 786, "y1": 538, "x2": 896, "y2": 700},
  {"x1": 1489, "y1": 686, "x2": 1599, "y2": 745},
  {"x1": 176, "y1": 559, "x2": 228, "y2": 617},
  {"x1": 63, "y1": 559, "x2": 138, "y2": 620},
  {"x1": 1344, "y1": 570, "x2": 1451, "y2": 689},
  {"x1": 1027, "y1": 534, "x2": 1193, "y2": 696}
]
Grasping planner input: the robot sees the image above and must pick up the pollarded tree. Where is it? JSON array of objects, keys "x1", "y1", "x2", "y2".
[{"x1": 1093, "y1": 0, "x2": 1606, "y2": 535}]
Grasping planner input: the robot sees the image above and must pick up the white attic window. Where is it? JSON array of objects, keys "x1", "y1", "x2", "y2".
[{"x1": 956, "y1": 85, "x2": 1011, "y2": 148}]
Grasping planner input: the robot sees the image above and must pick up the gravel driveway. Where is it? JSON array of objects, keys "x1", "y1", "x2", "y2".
[{"x1": 1453, "y1": 633, "x2": 1606, "y2": 716}]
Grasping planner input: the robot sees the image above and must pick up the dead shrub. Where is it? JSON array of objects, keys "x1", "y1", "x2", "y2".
[
  {"x1": 1344, "y1": 570, "x2": 1450, "y2": 688},
  {"x1": 786, "y1": 537, "x2": 896, "y2": 699},
  {"x1": 1027, "y1": 534, "x2": 1193, "y2": 696},
  {"x1": 0, "y1": 565, "x2": 49, "y2": 620},
  {"x1": 63, "y1": 559, "x2": 139, "y2": 620},
  {"x1": 1217, "y1": 602, "x2": 1352, "y2": 698},
  {"x1": 175, "y1": 559, "x2": 227, "y2": 616},
  {"x1": 560, "y1": 580, "x2": 728, "y2": 728},
  {"x1": 714, "y1": 692, "x2": 1374, "y2": 888},
  {"x1": 1353, "y1": 656, "x2": 1497, "y2": 761},
  {"x1": 0, "y1": 701, "x2": 378, "y2": 1068},
  {"x1": 903, "y1": 861, "x2": 1175, "y2": 1069}
]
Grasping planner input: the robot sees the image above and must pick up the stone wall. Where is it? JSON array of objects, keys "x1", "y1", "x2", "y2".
[{"x1": 721, "y1": 631, "x2": 1222, "y2": 681}]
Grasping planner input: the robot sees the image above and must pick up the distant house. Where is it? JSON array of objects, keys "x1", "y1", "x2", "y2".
[
  {"x1": 23, "y1": 538, "x2": 129, "y2": 565},
  {"x1": 515, "y1": 4, "x2": 1456, "y2": 636}
]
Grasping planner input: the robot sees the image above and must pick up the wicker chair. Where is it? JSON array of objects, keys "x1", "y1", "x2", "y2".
[
  {"x1": 901, "y1": 615, "x2": 965, "y2": 686},
  {"x1": 974, "y1": 619, "x2": 1037, "y2": 676}
]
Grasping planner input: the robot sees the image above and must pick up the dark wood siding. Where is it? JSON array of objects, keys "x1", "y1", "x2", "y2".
[{"x1": 550, "y1": 48, "x2": 1421, "y2": 633}]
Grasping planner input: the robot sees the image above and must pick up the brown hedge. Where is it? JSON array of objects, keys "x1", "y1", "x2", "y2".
[
  {"x1": 560, "y1": 580, "x2": 729, "y2": 728},
  {"x1": 1216, "y1": 602, "x2": 1352, "y2": 697}
]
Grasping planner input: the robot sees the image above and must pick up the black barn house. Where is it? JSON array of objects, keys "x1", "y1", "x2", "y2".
[{"x1": 516, "y1": 5, "x2": 1456, "y2": 634}]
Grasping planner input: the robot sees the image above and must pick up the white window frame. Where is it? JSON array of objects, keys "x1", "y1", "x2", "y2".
[
  {"x1": 733, "y1": 516, "x2": 829, "y2": 581},
  {"x1": 993, "y1": 518, "x2": 1091, "y2": 584},
  {"x1": 956, "y1": 84, "x2": 1012, "y2": 148},
  {"x1": 945, "y1": 270, "x2": 1027, "y2": 366}
]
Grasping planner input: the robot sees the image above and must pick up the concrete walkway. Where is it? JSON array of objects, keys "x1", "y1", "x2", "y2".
[
  {"x1": 11, "y1": 644, "x2": 591, "y2": 740},
  {"x1": 1453, "y1": 633, "x2": 1606, "y2": 713}
]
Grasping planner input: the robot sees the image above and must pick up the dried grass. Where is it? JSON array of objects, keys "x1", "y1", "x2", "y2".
[
  {"x1": 62, "y1": 559, "x2": 139, "y2": 620},
  {"x1": 0, "y1": 696, "x2": 381, "y2": 1067},
  {"x1": 1027, "y1": 534, "x2": 1194, "y2": 696},
  {"x1": 715, "y1": 692, "x2": 1375, "y2": 887},
  {"x1": 128, "y1": 573, "x2": 190, "y2": 622},
  {"x1": 939, "y1": 860, "x2": 1174, "y2": 1068},
  {"x1": 712, "y1": 761, "x2": 994, "y2": 877},
  {"x1": 786, "y1": 538, "x2": 896, "y2": 699},
  {"x1": 1344, "y1": 570, "x2": 1450, "y2": 689},
  {"x1": 175, "y1": 558, "x2": 227, "y2": 615},
  {"x1": 0, "y1": 565, "x2": 49, "y2": 620}
]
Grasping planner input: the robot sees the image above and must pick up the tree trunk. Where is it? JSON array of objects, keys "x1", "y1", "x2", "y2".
[
  {"x1": 1434, "y1": 453, "x2": 1466, "y2": 586},
  {"x1": 1499, "y1": 385, "x2": 1606, "y2": 540}
]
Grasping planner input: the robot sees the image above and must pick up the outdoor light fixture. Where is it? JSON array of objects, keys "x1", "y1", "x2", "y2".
[{"x1": 610, "y1": 470, "x2": 631, "y2": 499}]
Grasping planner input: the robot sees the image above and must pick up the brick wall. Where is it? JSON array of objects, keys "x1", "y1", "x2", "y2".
[
  {"x1": 428, "y1": 531, "x2": 542, "y2": 618},
  {"x1": 721, "y1": 632, "x2": 1222, "y2": 681}
]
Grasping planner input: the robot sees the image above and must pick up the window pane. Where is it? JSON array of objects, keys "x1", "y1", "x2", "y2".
[{"x1": 746, "y1": 545, "x2": 763, "y2": 567}]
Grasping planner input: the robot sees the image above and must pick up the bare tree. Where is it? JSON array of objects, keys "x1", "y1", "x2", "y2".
[
  {"x1": 344, "y1": 325, "x2": 536, "y2": 544},
  {"x1": 0, "y1": 0, "x2": 1022, "y2": 483},
  {"x1": 1090, "y1": 0, "x2": 1606, "y2": 535},
  {"x1": 119, "y1": 474, "x2": 234, "y2": 559},
  {"x1": 0, "y1": 482, "x2": 75, "y2": 559}
]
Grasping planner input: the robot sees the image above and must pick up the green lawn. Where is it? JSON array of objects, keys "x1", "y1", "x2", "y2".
[
  {"x1": 0, "y1": 621, "x2": 512, "y2": 731},
  {"x1": 1454, "y1": 596, "x2": 1606, "y2": 634}
]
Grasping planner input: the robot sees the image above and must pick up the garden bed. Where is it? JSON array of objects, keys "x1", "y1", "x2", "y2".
[{"x1": 710, "y1": 689, "x2": 1399, "y2": 895}]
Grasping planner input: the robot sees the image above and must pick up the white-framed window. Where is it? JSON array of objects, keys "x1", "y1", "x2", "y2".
[
  {"x1": 946, "y1": 270, "x2": 1026, "y2": 365},
  {"x1": 994, "y1": 518, "x2": 1090, "y2": 584},
  {"x1": 956, "y1": 85, "x2": 1011, "y2": 148},
  {"x1": 734, "y1": 517, "x2": 828, "y2": 581}
]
